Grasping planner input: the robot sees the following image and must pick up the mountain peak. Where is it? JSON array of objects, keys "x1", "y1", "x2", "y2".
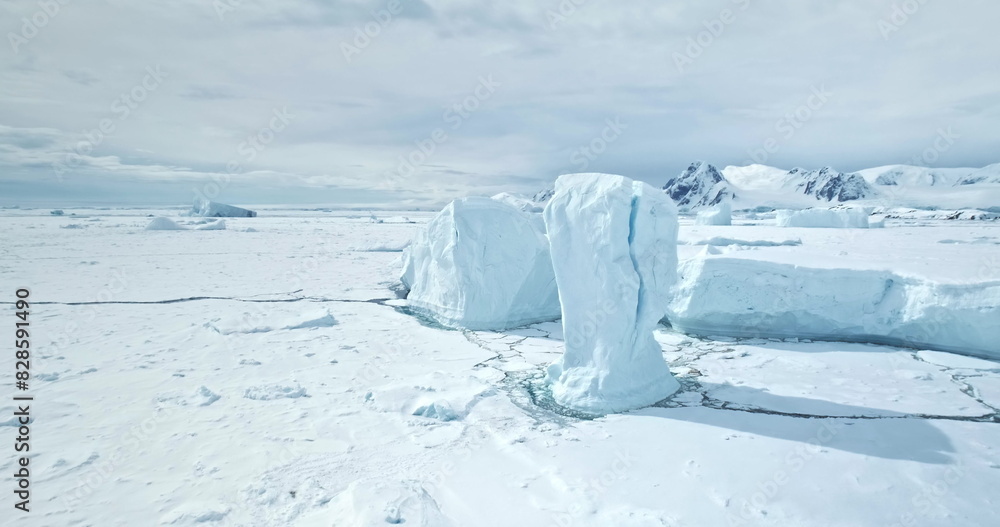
[
  {"x1": 789, "y1": 167, "x2": 876, "y2": 202},
  {"x1": 662, "y1": 161, "x2": 735, "y2": 211}
]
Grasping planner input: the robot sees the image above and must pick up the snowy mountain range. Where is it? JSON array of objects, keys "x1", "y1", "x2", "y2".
[
  {"x1": 956, "y1": 163, "x2": 1000, "y2": 185},
  {"x1": 713, "y1": 162, "x2": 998, "y2": 211},
  {"x1": 785, "y1": 166, "x2": 877, "y2": 202},
  {"x1": 529, "y1": 162, "x2": 999, "y2": 212},
  {"x1": 664, "y1": 162, "x2": 879, "y2": 210}
]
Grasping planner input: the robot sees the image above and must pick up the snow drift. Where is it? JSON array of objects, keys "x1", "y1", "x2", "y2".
[
  {"x1": 400, "y1": 197, "x2": 560, "y2": 330},
  {"x1": 196, "y1": 220, "x2": 227, "y2": 231},
  {"x1": 544, "y1": 173, "x2": 681, "y2": 414},
  {"x1": 667, "y1": 256, "x2": 1000, "y2": 359},
  {"x1": 193, "y1": 199, "x2": 257, "y2": 218},
  {"x1": 695, "y1": 203, "x2": 732, "y2": 226},
  {"x1": 776, "y1": 207, "x2": 872, "y2": 228},
  {"x1": 145, "y1": 217, "x2": 186, "y2": 230}
]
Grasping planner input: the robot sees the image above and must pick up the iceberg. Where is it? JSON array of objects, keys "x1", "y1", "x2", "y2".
[
  {"x1": 401, "y1": 197, "x2": 560, "y2": 330},
  {"x1": 544, "y1": 173, "x2": 681, "y2": 414},
  {"x1": 694, "y1": 202, "x2": 732, "y2": 225},
  {"x1": 667, "y1": 255, "x2": 1000, "y2": 359},
  {"x1": 776, "y1": 207, "x2": 872, "y2": 228},
  {"x1": 192, "y1": 199, "x2": 257, "y2": 218},
  {"x1": 491, "y1": 192, "x2": 544, "y2": 214}
]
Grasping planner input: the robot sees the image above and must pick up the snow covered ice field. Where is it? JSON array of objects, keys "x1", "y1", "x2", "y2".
[{"x1": 2, "y1": 207, "x2": 999, "y2": 526}]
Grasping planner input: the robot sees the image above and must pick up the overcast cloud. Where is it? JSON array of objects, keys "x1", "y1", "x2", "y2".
[{"x1": 1, "y1": 0, "x2": 998, "y2": 208}]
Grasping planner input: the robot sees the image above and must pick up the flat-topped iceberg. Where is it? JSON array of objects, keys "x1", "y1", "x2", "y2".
[
  {"x1": 667, "y1": 255, "x2": 1000, "y2": 359},
  {"x1": 776, "y1": 207, "x2": 871, "y2": 228},
  {"x1": 544, "y1": 173, "x2": 681, "y2": 414},
  {"x1": 400, "y1": 197, "x2": 560, "y2": 330},
  {"x1": 192, "y1": 199, "x2": 257, "y2": 218}
]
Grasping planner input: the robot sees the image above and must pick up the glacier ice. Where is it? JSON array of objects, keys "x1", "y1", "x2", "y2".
[
  {"x1": 776, "y1": 207, "x2": 872, "y2": 228},
  {"x1": 491, "y1": 192, "x2": 544, "y2": 214},
  {"x1": 543, "y1": 173, "x2": 681, "y2": 413},
  {"x1": 192, "y1": 199, "x2": 257, "y2": 218},
  {"x1": 667, "y1": 255, "x2": 1000, "y2": 359},
  {"x1": 694, "y1": 202, "x2": 732, "y2": 225},
  {"x1": 401, "y1": 197, "x2": 560, "y2": 330}
]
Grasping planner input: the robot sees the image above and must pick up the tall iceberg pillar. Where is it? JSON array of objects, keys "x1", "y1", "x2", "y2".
[{"x1": 543, "y1": 173, "x2": 681, "y2": 413}]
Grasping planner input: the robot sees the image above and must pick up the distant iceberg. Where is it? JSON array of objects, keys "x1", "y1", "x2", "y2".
[
  {"x1": 776, "y1": 207, "x2": 872, "y2": 228},
  {"x1": 192, "y1": 199, "x2": 257, "y2": 218},
  {"x1": 694, "y1": 202, "x2": 732, "y2": 225}
]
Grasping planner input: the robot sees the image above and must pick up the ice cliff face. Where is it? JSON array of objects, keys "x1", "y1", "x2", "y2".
[
  {"x1": 662, "y1": 161, "x2": 736, "y2": 211},
  {"x1": 400, "y1": 197, "x2": 560, "y2": 330},
  {"x1": 543, "y1": 173, "x2": 681, "y2": 414},
  {"x1": 666, "y1": 255, "x2": 1000, "y2": 359},
  {"x1": 775, "y1": 207, "x2": 873, "y2": 228},
  {"x1": 695, "y1": 203, "x2": 732, "y2": 226},
  {"x1": 787, "y1": 167, "x2": 877, "y2": 202}
]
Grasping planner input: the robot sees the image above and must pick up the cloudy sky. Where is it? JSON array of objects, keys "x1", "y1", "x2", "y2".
[{"x1": 1, "y1": 0, "x2": 998, "y2": 208}]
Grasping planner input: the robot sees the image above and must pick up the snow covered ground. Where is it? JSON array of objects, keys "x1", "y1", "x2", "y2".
[{"x1": 2, "y1": 207, "x2": 999, "y2": 526}]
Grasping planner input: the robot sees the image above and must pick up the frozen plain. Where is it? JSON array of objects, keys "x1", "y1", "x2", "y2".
[{"x1": 1, "y1": 207, "x2": 999, "y2": 526}]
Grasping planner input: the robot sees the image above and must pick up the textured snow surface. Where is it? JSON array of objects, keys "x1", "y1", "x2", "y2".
[
  {"x1": 401, "y1": 197, "x2": 560, "y2": 330},
  {"x1": 543, "y1": 173, "x2": 681, "y2": 413},
  {"x1": 195, "y1": 219, "x2": 227, "y2": 231},
  {"x1": 776, "y1": 207, "x2": 872, "y2": 228},
  {"x1": 5, "y1": 207, "x2": 1000, "y2": 527},
  {"x1": 668, "y1": 255, "x2": 1000, "y2": 359}
]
